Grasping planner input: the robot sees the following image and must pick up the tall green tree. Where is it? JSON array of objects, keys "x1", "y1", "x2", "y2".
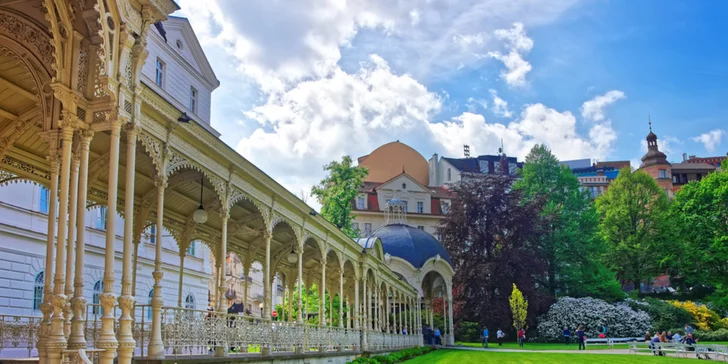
[
  {"x1": 311, "y1": 156, "x2": 368, "y2": 238},
  {"x1": 670, "y1": 164, "x2": 728, "y2": 310},
  {"x1": 595, "y1": 168, "x2": 671, "y2": 290},
  {"x1": 514, "y1": 144, "x2": 622, "y2": 301}
]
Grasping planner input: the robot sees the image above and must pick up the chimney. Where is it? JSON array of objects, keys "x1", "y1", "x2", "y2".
[
  {"x1": 463, "y1": 145, "x2": 470, "y2": 158},
  {"x1": 683, "y1": 153, "x2": 687, "y2": 162}
]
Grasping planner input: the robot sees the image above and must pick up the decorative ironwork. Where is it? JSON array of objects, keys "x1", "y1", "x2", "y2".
[{"x1": 0, "y1": 315, "x2": 40, "y2": 357}]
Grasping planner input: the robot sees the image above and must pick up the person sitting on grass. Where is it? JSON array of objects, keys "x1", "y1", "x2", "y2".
[{"x1": 563, "y1": 327, "x2": 570, "y2": 345}]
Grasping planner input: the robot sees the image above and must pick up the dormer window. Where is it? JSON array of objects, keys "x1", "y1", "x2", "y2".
[
  {"x1": 155, "y1": 58, "x2": 165, "y2": 87},
  {"x1": 189, "y1": 86, "x2": 198, "y2": 113}
]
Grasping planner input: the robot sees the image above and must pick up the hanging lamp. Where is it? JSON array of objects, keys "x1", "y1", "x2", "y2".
[{"x1": 193, "y1": 177, "x2": 208, "y2": 224}]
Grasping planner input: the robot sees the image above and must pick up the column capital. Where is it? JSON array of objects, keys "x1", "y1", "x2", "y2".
[
  {"x1": 79, "y1": 129, "x2": 95, "y2": 146},
  {"x1": 124, "y1": 122, "x2": 139, "y2": 138}
]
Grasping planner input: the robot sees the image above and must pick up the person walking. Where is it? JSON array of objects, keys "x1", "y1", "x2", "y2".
[
  {"x1": 563, "y1": 327, "x2": 570, "y2": 345},
  {"x1": 600, "y1": 322, "x2": 608, "y2": 339},
  {"x1": 496, "y1": 329, "x2": 504, "y2": 346},
  {"x1": 434, "y1": 327, "x2": 442, "y2": 346},
  {"x1": 576, "y1": 326, "x2": 586, "y2": 351},
  {"x1": 482, "y1": 326, "x2": 489, "y2": 348},
  {"x1": 518, "y1": 328, "x2": 526, "y2": 347}
]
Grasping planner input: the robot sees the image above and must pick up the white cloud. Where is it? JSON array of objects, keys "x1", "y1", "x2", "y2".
[
  {"x1": 430, "y1": 104, "x2": 617, "y2": 162},
  {"x1": 489, "y1": 89, "x2": 512, "y2": 117},
  {"x1": 172, "y1": 0, "x2": 588, "y2": 206},
  {"x1": 692, "y1": 129, "x2": 725, "y2": 152},
  {"x1": 581, "y1": 90, "x2": 626, "y2": 122},
  {"x1": 466, "y1": 97, "x2": 488, "y2": 113},
  {"x1": 488, "y1": 23, "x2": 534, "y2": 87}
]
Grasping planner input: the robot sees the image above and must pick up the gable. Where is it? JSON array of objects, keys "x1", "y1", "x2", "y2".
[
  {"x1": 160, "y1": 17, "x2": 220, "y2": 89},
  {"x1": 377, "y1": 174, "x2": 430, "y2": 194}
]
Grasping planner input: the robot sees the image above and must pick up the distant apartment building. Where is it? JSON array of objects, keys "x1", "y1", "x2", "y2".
[
  {"x1": 559, "y1": 159, "x2": 630, "y2": 199},
  {"x1": 351, "y1": 142, "x2": 522, "y2": 238}
]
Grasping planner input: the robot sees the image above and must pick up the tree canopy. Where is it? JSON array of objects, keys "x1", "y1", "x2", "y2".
[
  {"x1": 514, "y1": 144, "x2": 623, "y2": 301},
  {"x1": 311, "y1": 156, "x2": 368, "y2": 238},
  {"x1": 595, "y1": 168, "x2": 671, "y2": 290},
  {"x1": 438, "y1": 173, "x2": 552, "y2": 334}
]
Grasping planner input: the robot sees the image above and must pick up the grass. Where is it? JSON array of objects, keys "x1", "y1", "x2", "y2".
[
  {"x1": 405, "y1": 349, "x2": 690, "y2": 363},
  {"x1": 455, "y1": 341, "x2": 728, "y2": 351}
]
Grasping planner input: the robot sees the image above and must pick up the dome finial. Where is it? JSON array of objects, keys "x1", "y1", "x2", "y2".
[
  {"x1": 648, "y1": 115, "x2": 652, "y2": 132},
  {"x1": 385, "y1": 192, "x2": 407, "y2": 226}
]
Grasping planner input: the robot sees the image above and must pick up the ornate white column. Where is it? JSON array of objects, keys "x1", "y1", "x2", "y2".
[
  {"x1": 39, "y1": 149, "x2": 59, "y2": 364},
  {"x1": 147, "y1": 156, "x2": 167, "y2": 359},
  {"x1": 97, "y1": 120, "x2": 122, "y2": 364},
  {"x1": 214, "y1": 212, "x2": 229, "y2": 357},
  {"x1": 243, "y1": 263, "x2": 250, "y2": 315},
  {"x1": 319, "y1": 259, "x2": 326, "y2": 328},
  {"x1": 63, "y1": 153, "x2": 79, "y2": 339},
  {"x1": 69, "y1": 130, "x2": 93, "y2": 351},
  {"x1": 354, "y1": 277, "x2": 359, "y2": 330},
  {"x1": 360, "y1": 276, "x2": 367, "y2": 351},
  {"x1": 442, "y1": 297, "x2": 447, "y2": 345},
  {"x1": 176, "y1": 241, "x2": 187, "y2": 308},
  {"x1": 263, "y1": 228, "x2": 272, "y2": 321},
  {"x1": 338, "y1": 269, "x2": 344, "y2": 328},
  {"x1": 447, "y1": 292, "x2": 454, "y2": 345},
  {"x1": 296, "y1": 248, "x2": 303, "y2": 324},
  {"x1": 395, "y1": 291, "x2": 400, "y2": 335},
  {"x1": 48, "y1": 122, "x2": 75, "y2": 364},
  {"x1": 385, "y1": 289, "x2": 390, "y2": 334},
  {"x1": 287, "y1": 278, "x2": 294, "y2": 322},
  {"x1": 117, "y1": 124, "x2": 137, "y2": 364}
]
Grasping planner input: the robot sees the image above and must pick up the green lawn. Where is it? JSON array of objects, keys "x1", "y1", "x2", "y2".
[
  {"x1": 405, "y1": 349, "x2": 688, "y2": 363},
  {"x1": 455, "y1": 341, "x2": 728, "y2": 351}
]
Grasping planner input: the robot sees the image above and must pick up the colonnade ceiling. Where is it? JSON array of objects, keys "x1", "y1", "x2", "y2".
[{"x1": 421, "y1": 270, "x2": 447, "y2": 300}]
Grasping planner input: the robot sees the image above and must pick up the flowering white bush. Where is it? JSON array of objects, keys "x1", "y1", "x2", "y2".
[{"x1": 537, "y1": 297, "x2": 652, "y2": 341}]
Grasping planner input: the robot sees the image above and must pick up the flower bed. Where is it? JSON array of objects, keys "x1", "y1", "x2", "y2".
[{"x1": 351, "y1": 346, "x2": 436, "y2": 364}]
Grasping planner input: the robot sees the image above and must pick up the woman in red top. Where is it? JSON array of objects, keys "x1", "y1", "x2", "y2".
[{"x1": 518, "y1": 329, "x2": 526, "y2": 347}]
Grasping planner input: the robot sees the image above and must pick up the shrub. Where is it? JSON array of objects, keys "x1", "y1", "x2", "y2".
[
  {"x1": 668, "y1": 300, "x2": 723, "y2": 331},
  {"x1": 693, "y1": 329, "x2": 728, "y2": 342},
  {"x1": 536, "y1": 297, "x2": 651, "y2": 341},
  {"x1": 625, "y1": 298, "x2": 693, "y2": 332},
  {"x1": 455, "y1": 321, "x2": 481, "y2": 342},
  {"x1": 351, "y1": 346, "x2": 435, "y2": 364}
]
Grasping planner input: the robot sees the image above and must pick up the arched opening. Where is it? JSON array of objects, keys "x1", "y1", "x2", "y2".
[
  {"x1": 92, "y1": 280, "x2": 104, "y2": 315},
  {"x1": 32, "y1": 271, "x2": 44, "y2": 312},
  {"x1": 184, "y1": 294, "x2": 195, "y2": 309}
]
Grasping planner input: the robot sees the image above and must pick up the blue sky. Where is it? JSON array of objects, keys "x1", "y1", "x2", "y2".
[{"x1": 176, "y1": 0, "x2": 727, "y2": 200}]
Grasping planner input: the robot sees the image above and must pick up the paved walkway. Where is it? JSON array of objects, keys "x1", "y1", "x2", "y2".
[{"x1": 447, "y1": 345, "x2": 703, "y2": 359}]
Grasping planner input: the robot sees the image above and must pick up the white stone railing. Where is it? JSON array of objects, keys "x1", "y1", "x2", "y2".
[{"x1": 0, "y1": 308, "x2": 418, "y2": 360}]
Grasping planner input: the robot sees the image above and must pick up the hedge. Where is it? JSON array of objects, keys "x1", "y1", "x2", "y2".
[{"x1": 351, "y1": 346, "x2": 435, "y2": 364}]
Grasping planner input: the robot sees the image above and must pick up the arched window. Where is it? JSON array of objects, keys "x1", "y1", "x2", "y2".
[
  {"x1": 92, "y1": 280, "x2": 103, "y2": 315},
  {"x1": 147, "y1": 289, "x2": 154, "y2": 320},
  {"x1": 184, "y1": 294, "x2": 195, "y2": 309},
  {"x1": 32, "y1": 271, "x2": 44, "y2": 311}
]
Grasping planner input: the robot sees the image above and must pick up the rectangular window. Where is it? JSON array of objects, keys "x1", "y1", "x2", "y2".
[
  {"x1": 352, "y1": 222, "x2": 359, "y2": 232},
  {"x1": 658, "y1": 169, "x2": 667, "y2": 178},
  {"x1": 189, "y1": 86, "x2": 198, "y2": 112},
  {"x1": 441, "y1": 201, "x2": 450, "y2": 214},
  {"x1": 364, "y1": 223, "x2": 372, "y2": 236},
  {"x1": 96, "y1": 207, "x2": 107, "y2": 230},
  {"x1": 403, "y1": 200, "x2": 408, "y2": 212},
  {"x1": 417, "y1": 201, "x2": 423, "y2": 214},
  {"x1": 186, "y1": 241, "x2": 196, "y2": 256},
  {"x1": 672, "y1": 175, "x2": 678, "y2": 183},
  {"x1": 155, "y1": 58, "x2": 165, "y2": 87},
  {"x1": 356, "y1": 196, "x2": 365, "y2": 210},
  {"x1": 39, "y1": 187, "x2": 50, "y2": 214},
  {"x1": 148, "y1": 225, "x2": 156, "y2": 244},
  {"x1": 417, "y1": 226, "x2": 424, "y2": 230},
  {"x1": 447, "y1": 168, "x2": 452, "y2": 181}
]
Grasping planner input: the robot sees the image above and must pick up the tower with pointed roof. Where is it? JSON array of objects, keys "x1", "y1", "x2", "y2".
[{"x1": 639, "y1": 120, "x2": 674, "y2": 197}]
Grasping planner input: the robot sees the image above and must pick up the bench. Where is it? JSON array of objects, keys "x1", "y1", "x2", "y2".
[
  {"x1": 586, "y1": 337, "x2": 639, "y2": 349},
  {"x1": 629, "y1": 342, "x2": 683, "y2": 357}
]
